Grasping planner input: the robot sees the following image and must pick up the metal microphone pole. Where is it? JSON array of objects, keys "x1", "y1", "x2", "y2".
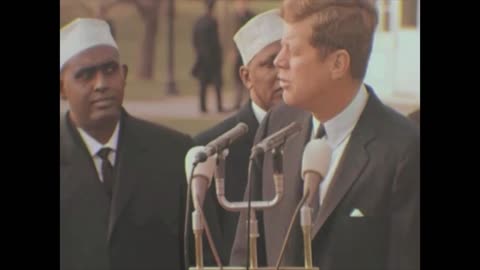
[
  {"x1": 248, "y1": 208, "x2": 259, "y2": 269},
  {"x1": 300, "y1": 204, "x2": 313, "y2": 269},
  {"x1": 192, "y1": 209, "x2": 204, "y2": 270}
]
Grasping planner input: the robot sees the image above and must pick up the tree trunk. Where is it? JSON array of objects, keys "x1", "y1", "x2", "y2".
[
  {"x1": 165, "y1": 0, "x2": 178, "y2": 95},
  {"x1": 136, "y1": 1, "x2": 160, "y2": 80}
]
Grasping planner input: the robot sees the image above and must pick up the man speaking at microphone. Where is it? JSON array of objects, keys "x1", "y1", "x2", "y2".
[
  {"x1": 194, "y1": 8, "x2": 284, "y2": 265},
  {"x1": 60, "y1": 18, "x2": 192, "y2": 270},
  {"x1": 230, "y1": 1, "x2": 420, "y2": 270}
]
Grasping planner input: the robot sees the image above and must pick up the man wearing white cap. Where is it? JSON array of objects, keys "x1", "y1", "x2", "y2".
[
  {"x1": 231, "y1": 0, "x2": 255, "y2": 110},
  {"x1": 193, "y1": 8, "x2": 284, "y2": 265},
  {"x1": 60, "y1": 18, "x2": 192, "y2": 270}
]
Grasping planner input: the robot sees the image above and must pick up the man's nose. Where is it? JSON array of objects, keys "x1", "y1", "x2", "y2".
[
  {"x1": 93, "y1": 72, "x2": 108, "y2": 92},
  {"x1": 274, "y1": 47, "x2": 288, "y2": 70}
]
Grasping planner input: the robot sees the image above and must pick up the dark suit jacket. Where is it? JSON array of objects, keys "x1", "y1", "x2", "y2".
[
  {"x1": 60, "y1": 110, "x2": 193, "y2": 270},
  {"x1": 230, "y1": 86, "x2": 420, "y2": 270},
  {"x1": 193, "y1": 102, "x2": 264, "y2": 264}
]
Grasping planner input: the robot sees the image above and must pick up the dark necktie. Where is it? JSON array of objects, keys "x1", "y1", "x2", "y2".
[
  {"x1": 315, "y1": 124, "x2": 326, "y2": 140},
  {"x1": 97, "y1": 147, "x2": 114, "y2": 199},
  {"x1": 312, "y1": 124, "x2": 326, "y2": 218}
]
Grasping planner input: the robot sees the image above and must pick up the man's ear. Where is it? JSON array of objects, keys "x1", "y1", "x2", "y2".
[
  {"x1": 60, "y1": 78, "x2": 67, "y2": 100},
  {"x1": 330, "y1": 49, "x2": 350, "y2": 80},
  {"x1": 239, "y1": 65, "x2": 252, "y2": 90}
]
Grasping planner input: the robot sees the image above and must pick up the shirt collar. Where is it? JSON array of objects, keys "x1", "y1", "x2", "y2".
[
  {"x1": 77, "y1": 121, "x2": 120, "y2": 157},
  {"x1": 311, "y1": 84, "x2": 369, "y2": 148},
  {"x1": 251, "y1": 100, "x2": 267, "y2": 124}
]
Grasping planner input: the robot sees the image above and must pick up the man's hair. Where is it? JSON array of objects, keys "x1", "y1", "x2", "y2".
[{"x1": 281, "y1": 0, "x2": 378, "y2": 80}]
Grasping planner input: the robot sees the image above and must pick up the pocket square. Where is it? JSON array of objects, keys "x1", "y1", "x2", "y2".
[{"x1": 349, "y1": 208, "x2": 364, "y2": 217}]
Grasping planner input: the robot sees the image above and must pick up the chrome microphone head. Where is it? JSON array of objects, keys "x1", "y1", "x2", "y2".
[
  {"x1": 301, "y1": 139, "x2": 332, "y2": 206},
  {"x1": 301, "y1": 139, "x2": 332, "y2": 180}
]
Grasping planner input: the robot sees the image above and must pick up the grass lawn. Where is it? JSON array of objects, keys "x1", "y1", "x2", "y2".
[{"x1": 147, "y1": 116, "x2": 224, "y2": 136}]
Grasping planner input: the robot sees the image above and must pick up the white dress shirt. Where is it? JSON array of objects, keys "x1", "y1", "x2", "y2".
[
  {"x1": 251, "y1": 100, "x2": 267, "y2": 124},
  {"x1": 77, "y1": 122, "x2": 120, "y2": 182},
  {"x1": 310, "y1": 84, "x2": 369, "y2": 207}
]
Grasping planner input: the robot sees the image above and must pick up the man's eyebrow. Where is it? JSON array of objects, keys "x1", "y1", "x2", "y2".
[
  {"x1": 74, "y1": 60, "x2": 118, "y2": 77},
  {"x1": 281, "y1": 33, "x2": 294, "y2": 47},
  {"x1": 261, "y1": 52, "x2": 278, "y2": 65},
  {"x1": 268, "y1": 51, "x2": 278, "y2": 61}
]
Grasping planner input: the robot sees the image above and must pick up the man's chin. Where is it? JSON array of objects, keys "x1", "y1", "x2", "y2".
[
  {"x1": 282, "y1": 91, "x2": 296, "y2": 106},
  {"x1": 283, "y1": 93, "x2": 308, "y2": 110},
  {"x1": 90, "y1": 109, "x2": 121, "y2": 126}
]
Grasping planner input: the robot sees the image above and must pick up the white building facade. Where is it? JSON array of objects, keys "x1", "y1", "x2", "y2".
[{"x1": 365, "y1": 0, "x2": 420, "y2": 111}]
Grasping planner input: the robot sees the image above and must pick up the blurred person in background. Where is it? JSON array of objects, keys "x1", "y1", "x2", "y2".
[
  {"x1": 192, "y1": 0, "x2": 224, "y2": 113},
  {"x1": 231, "y1": 0, "x2": 256, "y2": 110}
]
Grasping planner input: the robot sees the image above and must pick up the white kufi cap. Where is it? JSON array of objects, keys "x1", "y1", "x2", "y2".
[
  {"x1": 60, "y1": 18, "x2": 118, "y2": 71},
  {"x1": 233, "y1": 8, "x2": 284, "y2": 65}
]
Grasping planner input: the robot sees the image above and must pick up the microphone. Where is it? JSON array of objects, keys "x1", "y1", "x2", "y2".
[
  {"x1": 301, "y1": 139, "x2": 332, "y2": 208},
  {"x1": 274, "y1": 139, "x2": 332, "y2": 269},
  {"x1": 185, "y1": 146, "x2": 217, "y2": 209},
  {"x1": 300, "y1": 139, "x2": 332, "y2": 269},
  {"x1": 185, "y1": 146, "x2": 225, "y2": 268},
  {"x1": 250, "y1": 121, "x2": 302, "y2": 158},
  {"x1": 194, "y1": 122, "x2": 249, "y2": 164}
]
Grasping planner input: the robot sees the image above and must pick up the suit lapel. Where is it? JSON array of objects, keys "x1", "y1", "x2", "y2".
[
  {"x1": 311, "y1": 96, "x2": 377, "y2": 238},
  {"x1": 237, "y1": 102, "x2": 263, "y2": 194},
  {"x1": 61, "y1": 112, "x2": 150, "y2": 244},
  {"x1": 264, "y1": 113, "x2": 311, "y2": 265},
  {"x1": 60, "y1": 113, "x2": 102, "y2": 203},
  {"x1": 107, "y1": 113, "x2": 149, "y2": 243},
  {"x1": 236, "y1": 101, "x2": 259, "y2": 144},
  {"x1": 61, "y1": 114, "x2": 114, "y2": 269}
]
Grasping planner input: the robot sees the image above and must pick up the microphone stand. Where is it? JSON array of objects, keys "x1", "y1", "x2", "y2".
[
  {"x1": 300, "y1": 205, "x2": 313, "y2": 269},
  {"x1": 191, "y1": 144, "x2": 318, "y2": 270},
  {"x1": 191, "y1": 194, "x2": 224, "y2": 270},
  {"x1": 215, "y1": 150, "x2": 284, "y2": 211},
  {"x1": 187, "y1": 154, "x2": 223, "y2": 270},
  {"x1": 214, "y1": 148, "x2": 284, "y2": 270},
  {"x1": 248, "y1": 208, "x2": 259, "y2": 269},
  {"x1": 192, "y1": 209, "x2": 204, "y2": 270}
]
